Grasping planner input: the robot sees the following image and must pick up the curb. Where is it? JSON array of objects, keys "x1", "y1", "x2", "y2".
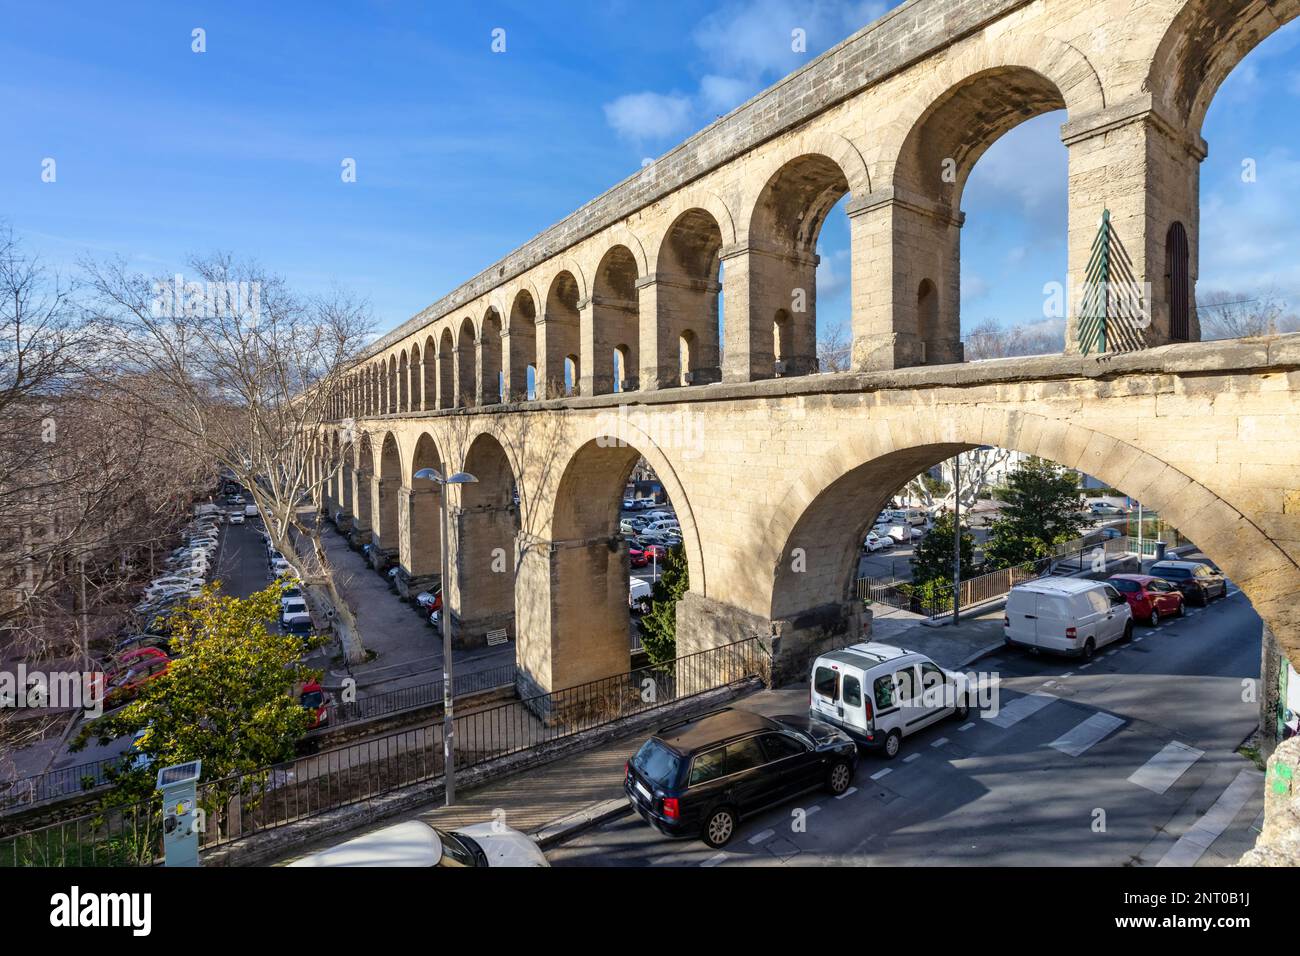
[
  {"x1": 956, "y1": 641, "x2": 1006, "y2": 669},
  {"x1": 531, "y1": 797, "x2": 631, "y2": 849}
]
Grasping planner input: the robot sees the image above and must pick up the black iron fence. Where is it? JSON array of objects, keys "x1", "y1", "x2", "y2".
[
  {"x1": 0, "y1": 636, "x2": 769, "y2": 866},
  {"x1": 331, "y1": 662, "x2": 519, "y2": 726}
]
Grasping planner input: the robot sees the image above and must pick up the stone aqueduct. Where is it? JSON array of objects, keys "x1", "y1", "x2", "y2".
[{"x1": 308, "y1": 0, "x2": 1300, "y2": 694}]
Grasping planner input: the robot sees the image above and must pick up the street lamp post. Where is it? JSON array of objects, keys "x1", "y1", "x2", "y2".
[{"x1": 414, "y1": 466, "x2": 478, "y2": 807}]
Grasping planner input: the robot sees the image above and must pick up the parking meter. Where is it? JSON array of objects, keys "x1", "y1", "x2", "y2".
[{"x1": 156, "y1": 761, "x2": 202, "y2": 867}]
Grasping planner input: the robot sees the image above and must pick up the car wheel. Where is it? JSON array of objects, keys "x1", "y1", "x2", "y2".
[
  {"x1": 825, "y1": 760, "x2": 853, "y2": 795},
  {"x1": 883, "y1": 729, "x2": 902, "y2": 760},
  {"x1": 1196, "y1": 587, "x2": 1209, "y2": 607},
  {"x1": 1082, "y1": 638, "x2": 1096, "y2": 660},
  {"x1": 1148, "y1": 608, "x2": 1160, "y2": 627},
  {"x1": 954, "y1": 699, "x2": 970, "y2": 721},
  {"x1": 1175, "y1": 601, "x2": 1185, "y2": 618},
  {"x1": 1122, "y1": 622, "x2": 1133, "y2": 642},
  {"x1": 702, "y1": 806, "x2": 737, "y2": 848}
]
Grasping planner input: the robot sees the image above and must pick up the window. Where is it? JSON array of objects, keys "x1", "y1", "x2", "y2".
[
  {"x1": 873, "y1": 674, "x2": 896, "y2": 710},
  {"x1": 920, "y1": 662, "x2": 946, "y2": 706},
  {"x1": 760, "y1": 733, "x2": 806, "y2": 761},
  {"x1": 894, "y1": 666, "x2": 917, "y2": 706},
  {"x1": 633, "y1": 740, "x2": 682, "y2": 788},
  {"x1": 725, "y1": 737, "x2": 767, "y2": 774},
  {"x1": 688, "y1": 747, "x2": 726, "y2": 786},
  {"x1": 1111, "y1": 579, "x2": 1139, "y2": 593},
  {"x1": 1103, "y1": 585, "x2": 1126, "y2": 607},
  {"x1": 814, "y1": 667, "x2": 839, "y2": 701},
  {"x1": 843, "y1": 675, "x2": 863, "y2": 708}
]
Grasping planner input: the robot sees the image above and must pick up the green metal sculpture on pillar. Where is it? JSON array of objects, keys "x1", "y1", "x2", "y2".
[{"x1": 1077, "y1": 209, "x2": 1146, "y2": 355}]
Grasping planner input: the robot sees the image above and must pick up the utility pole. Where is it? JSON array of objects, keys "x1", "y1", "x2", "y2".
[{"x1": 952, "y1": 455, "x2": 962, "y2": 626}]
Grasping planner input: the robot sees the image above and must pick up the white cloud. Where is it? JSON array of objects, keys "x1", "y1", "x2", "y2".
[
  {"x1": 699, "y1": 74, "x2": 756, "y2": 114},
  {"x1": 963, "y1": 274, "x2": 991, "y2": 304},
  {"x1": 602, "y1": 92, "x2": 694, "y2": 142}
]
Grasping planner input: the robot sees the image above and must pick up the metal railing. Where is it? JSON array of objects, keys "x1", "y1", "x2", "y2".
[
  {"x1": 0, "y1": 637, "x2": 769, "y2": 865},
  {"x1": 331, "y1": 662, "x2": 518, "y2": 726},
  {"x1": 0, "y1": 662, "x2": 521, "y2": 814}
]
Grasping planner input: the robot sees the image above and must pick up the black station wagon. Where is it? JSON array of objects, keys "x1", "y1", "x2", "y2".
[{"x1": 624, "y1": 707, "x2": 858, "y2": 848}]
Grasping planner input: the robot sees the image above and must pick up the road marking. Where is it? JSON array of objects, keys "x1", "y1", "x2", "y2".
[
  {"x1": 1079, "y1": 662, "x2": 1094, "y2": 669},
  {"x1": 987, "y1": 692, "x2": 1057, "y2": 729},
  {"x1": 930, "y1": 737, "x2": 949, "y2": 748},
  {"x1": 1104, "y1": 649, "x2": 1118, "y2": 657},
  {"x1": 903, "y1": 752, "x2": 921, "y2": 763},
  {"x1": 1158, "y1": 769, "x2": 1261, "y2": 867},
  {"x1": 1049, "y1": 712, "x2": 1126, "y2": 757},
  {"x1": 1133, "y1": 636, "x2": 1144, "y2": 643},
  {"x1": 748, "y1": 829, "x2": 775, "y2": 845},
  {"x1": 804, "y1": 805, "x2": 821, "y2": 817},
  {"x1": 701, "y1": 852, "x2": 727, "y2": 867},
  {"x1": 835, "y1": 786, "x2": 858, "y2": 800},
  {"x1": 958, "y1": 722, "x2": 975, "y2": 732},
  {"x1": 1060, "y1": 672, "x2": 1074, "y2": 678},
  {"x1": 1129, "y1": 741, "x2": 1205, "y2": 794},
  {"x1": 870, "y1": 767, "x2": 893, "y2": 780}
]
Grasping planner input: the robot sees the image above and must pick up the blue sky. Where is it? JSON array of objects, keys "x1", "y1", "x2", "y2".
[{"x1": 2, "y1": 0, "x2": 1298, "y2": 345}]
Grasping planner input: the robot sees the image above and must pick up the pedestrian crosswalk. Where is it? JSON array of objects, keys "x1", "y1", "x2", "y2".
[{"x1": 1129, "y1": 741, "x2": 1205, "y2": 794}]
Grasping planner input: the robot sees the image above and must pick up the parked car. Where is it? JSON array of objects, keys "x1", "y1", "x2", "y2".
[
  {"x1": 1108, "y1": 573, "x2": 1185, "y2": 626},
  {"x1": 299, "y1": 681, "x2": 331, "y2": 729},
  {"x1": 809, "y1": 642, "x2": 971, "y2": 758},
  {"x1": 229, "y1": 494, "x2": 245, "y2": 505},
  {"x1": 1003, "y1": 577, "x2": 1133, "y2": 659},
  {"x1": 628, "y1": 547, "x2": 649, "y2": 569},
  {"x1": 104, "y1": 648, "x2": 170, "y2": 707},
  {"x1": 1147, "y1": 560, "x2": 1228, "y2": 606},
  {"x1": 861, "y1": 531, "x2": 893, "y2": 553},
  {"x1": 288, "y1": 819, "x2": 548, "y2": 867},
  {"x1": 629, "y1": 577, "x2": 654, "y2": 614},
  {"x1": 270, "y1": 557, "x2": 293, "y2": 577},
  {"x1": 638, "y1": 543, "x2": 669, "y2": 562},
  {"x1": 416, "y1": 589, "x2": 442, "y2": 614},
  {"x1": 624, "y1": 707, "x2": 857, "y2": 848},
  {"x1": 113, "y1": 632, "x2": 173, "y2": 656},
  {"x1": 281, "y1": 598, "x2": 311, "y2": 629},
  {"x1": 1088, "y1": 501, "x2": 1127, "y2": 517}
]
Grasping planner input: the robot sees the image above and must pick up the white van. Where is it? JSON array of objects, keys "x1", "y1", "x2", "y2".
[
  {"x1": 629, "y1": 577, "x2": 653, "y2": 613},
  {"x1": 288, "y1": 820, "x2": 548, "y2": 867},
  {"x1": 642, "y1": 518, "x2": 680, "y2": 537},
  {"x1": 1003, "y1": 577, "x2": 1132, "y2": 659},
  {"x1": 809, "y1": 642, "x2": 971, "y2": 759}
]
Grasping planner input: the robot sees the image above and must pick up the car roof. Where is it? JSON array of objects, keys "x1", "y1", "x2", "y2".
[
  {"x1": 817, "y1": 642, "x2": 919, "y2": 671},
  {"x1": 652, "y1": 707, "x2": 779, "y2": 754},
  {"x1": 288, "y1": 821, "x2": 443, "y2": 867},
  {"x1": 1109, "y1": 573, "x2": 1153, "y2": 584},
  {"x1": 1150, "y1": 560, "x2": 1199, "y2": 569},
  {"x1": 1011, "y1": 577, "x2": 1107, "y2": 595}
]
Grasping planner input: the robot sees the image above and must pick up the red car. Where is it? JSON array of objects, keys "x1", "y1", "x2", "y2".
[
  {"x1": 104, "y1": 647, "x2": 170, "y2": 707},
  {"x1": 640, "y1": 544, "x2": 669, "y2": 562},
  {"x1": 1107, "y1": 574, "x2": 1184, "y2": 627},
  {"x1": 628, "y1": 547, "x2": 649, "y2": 569},
  {"x1": 299, "y1": 681, "x2": 331, "y2": 729}
]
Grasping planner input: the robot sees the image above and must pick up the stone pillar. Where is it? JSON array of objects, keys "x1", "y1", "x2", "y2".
[
  {"x1": 416, "y1": 358, "x2": 426, "y2": 411},
  {"x1": 636, "y1": 276, "x2": 674, "y2": 390},
  {"x1": 397, "y1": 485, "x2": 441, "y2": 597},
  {"x1": 675, "y1": 591, "x2": 869, "y2": 690},
  {"x1": 1061, "y1": 97, "x2": 1206, "y2": 350},
  {"x1": 641, "y1": 273, "x2": 721, "y2": 388},
  {"x1": 476, "y1": 337, "x2": 501, "y2": 405},
  {"x1": 514, "y1": 532, "x2": 630, "y2": 697},
  {"x1": 849, "y1": 187, "x2": 964, "y2": 372},
  {"x1": 369, "y1": 475, "x2": 400, "y2": 562},
  {"x1": 580, "y1": 294, "x2": 639, "y2": 395},
  {"x1": 721, "y1": 242, "x2": 819, "y2": 382},
  {"x1": 445, "y1": 504, "x2": 516, "y2": 649},
  {"x1": 349, "y1": 470, "x2": 373, "y2": 546}
]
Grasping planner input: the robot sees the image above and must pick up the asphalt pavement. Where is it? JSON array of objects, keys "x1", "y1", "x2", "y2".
[{"x1": 547, "y1": 584, "x2": 1265, "y2": 867}]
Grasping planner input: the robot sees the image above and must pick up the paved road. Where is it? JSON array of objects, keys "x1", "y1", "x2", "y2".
[{"x1": 548, "y1": 585, "x2": 1265, "y2": 867}]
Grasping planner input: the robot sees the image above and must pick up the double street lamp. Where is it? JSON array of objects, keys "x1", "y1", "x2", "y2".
[{"x1": 413, "y1": 466, "x2": 477, "y2": 806}]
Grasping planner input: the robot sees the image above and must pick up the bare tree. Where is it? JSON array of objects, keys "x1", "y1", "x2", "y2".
[
  {"x1": 1199, "y1": 289, "x2": 1299, "y2": 340},
  {"x1": 82, "y1": 253, "x2": 374, "y2": 663},
  {"x1": 817, "y1": 321, "x2": 851, "y2": 373},
  {"x1": 905, "y1": 447, "x2": 1014, "y2": 512},
  {"x1": 964, "y1": 318, "x2": 1063, "y2": 361}
]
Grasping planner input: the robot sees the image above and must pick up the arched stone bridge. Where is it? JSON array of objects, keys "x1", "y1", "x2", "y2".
[
  {"x1": 311, "y1": 0, "x2": 1300, "y2": 693},
  {"x1": 318, "y1": 341, "x2": 1300, "y2": 694}
]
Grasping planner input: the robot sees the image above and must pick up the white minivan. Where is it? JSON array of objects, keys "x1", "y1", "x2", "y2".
[
  {"x1": 1003, "y1": 577, "x2": 1132, "y2": 659},
  {"x1": 809, "y1": 642, "x2": 971, "y2": 759}
]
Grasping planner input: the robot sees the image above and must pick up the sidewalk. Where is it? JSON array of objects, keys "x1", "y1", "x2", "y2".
[
  {"x1": 298, "y1": 517, "x2": 515, "y2": 696},
  {"x1": 868, "y1": 605, "x2": 1005, "y2": 669}
]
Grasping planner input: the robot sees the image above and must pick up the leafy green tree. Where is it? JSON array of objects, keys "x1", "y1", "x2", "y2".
[
  {"x1": 985, "y1": 457, "x2": 1089, "y2": 568},
  {"x1": 638, "y1": 545, "x2": 688, "y2": 665},
  {"x1": 910, "y1": 512, "x2": 975, "y2": 591},
  {"x1": 75, "y1": 583, "x2": 322, "y2": 829}
]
